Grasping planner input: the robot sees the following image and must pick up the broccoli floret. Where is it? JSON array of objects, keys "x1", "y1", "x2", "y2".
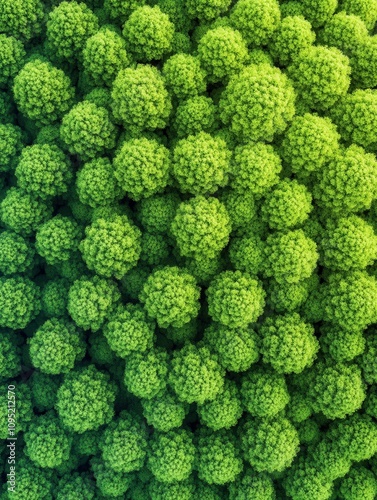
[
  {"x1": 267, "y1": 276, "x2": 315, "y2": 313},
  {"x1": 219, "y1": 189, "x2": 257, "y2": 233},
  {"x1": 60, "y1": 101, "x2": 117, "y2": 160},
  {"x1": 123, "y1": 6, "x2": 174, "y2": 62},
  {"x1": 24, "y1": 411, "x2": 72, "y2": 469},
  {"x1": 357, "y1": 331, "x2": 377, "y2": 384},
  {"x1": 219, "y1": 64, "x2": 295, "y2": 142},
  {"x1": 0, "y1": 230, "x2": 35, "y2": 276},
  {"x1": 13, "y1": 59, "x2": 74, "y2": 126},
  {"x1": 197, "y1": 27, "x2": 248, "y2": 83},
  {"x1": 56, "y1": 472, "x2": 95, "y2": 500},
  {"x1": 46, "y1": 1, "x2": 99, "y2": 62},
  {"x1": 147, "y1": 429, "x2": 195, "y2": 483},
  {"x1": 0, "y1": 331, "x2": 21, "y2": 380},
  {"x1": 228, "y1": 234, "x2": 264, "y2": 275},
  {"x1": 67, "y1": 275, "x2": 120, "y2": 331},
  {"x1": 112, "y1": 65, "x2": 172, "y2": 133},
  {"x1": 140, "y1": 266, "x2": 200, "y2": 328},
  {"x1": 0, "y1": 123, "x2": 23, "y2": 172},
  {"x1": 99, "y1": 411, "x2": 147, "y2": 473},
  {"x1": 0, "y1": 277, "x2": 40, "y2": 329},
  {"x1": 114, "y1": 137, "x2": 171, "y2": 201},
  {"x1": 28, "y1": 318, "x2": 85, "y2": 375},
  {"x1": 263, "y1": 229, "x2": 318, "y2": 284},
  {"x1": 313, "y1": 145, "x2": 377, "y2": 214},
  {"x1": 172, "y1": 133, "x2": 230, "y2": 196},
  {"x1": 198, "y1": 379, "x2": 243, "y2": 431},
  {"x1": 169, "y1": 343, "x2": 225, "y2": 404},
  {"x1": 0, "y1": 0, "x2": 44, "y2": 41},
  {"x1": 229, "y1": 468, "x2": 276, "y2": 500},
  {"x1": 240, "y1": 365, "x2": 290, "y2": 418},
  {"x1": 268, "y1": 15, "x2": 315, "y2": 66},
  {"x1": 280, "y1": 113, "x2": 340, "y2": 177},
  {"x1": 1, "y1": 457, "x2": 53, "y2": 499},
  {"x1": 141, "y1": 388, "x2": 188, "y2": 432},
  {"x1": 91, "y1": 457, "x2": 133, "y2": 497},
  {"x1": 320, "y1": 325, "x2": 365, "y2": 363},
  {"x1": 207, "y1": 270, "x2": 265, "y2": 328},
  {"x1": 36, "y1": 216, "x2": 82, "y2": 265},
  {"x1": 229, "y1": 0, "x2": 281, "y2": 46},
  {"x1": 140, "y1": 232, "x2": 169, "y2": 266},
  {"x1": 260, "y1": 313, "x2": 319, "y2": 374},
  {"x1": 319, "y1": 12, "x2": 369, "y2": 58},
  {"x1": 172, "y1": 96, "x2": 217, "y2": 139},
  {"x1": 83, "y1": 27, "x2": 131, "y2": 87},
  {"x1": 282, "y1": 456, "x2": 333, "y2": 500},
  {"x1": 56, "y1": 364, "x2": 117, "y2": 433},
  {"x1": 80, "y1": 215, "x2": 141, "y2": 279},
  {"x1": 0, "y1": 34, "x2": 25, "y2": 88},
  {"x1": 76, "y1": 157, "x2": 123, "y2": 208},
  {"x1": 15, "y1": 144, "x2": 73, "y2": 200},
  {"x1": 29, "y1": 371, "x2": 61, "y2": 412},
  {"x1": 339, "y1": 0, "x2": 377, "y2": 30},
  {"x1": 124, "y1": 347, "x2": 169, "y2": 399},
  {"x1": 148, "y1": 477, "x2": 196, "y2": 500},
  {"x1": 162, "y1": 54, "x2": 206, "y2": 99},
  {"x1": 137, "y1": 192, "x2": 180, "y2": 234},
  {"x1": 203, "y1": 323, "x2": 259, "y2": 372},
  {"x1": 339, "y1": 465, "x2": 377, "y2": 500},
  {"x1": 186, "y1": 0, "x2": 231, "y2": 21},
  {"x1": 241, "y1": 416, "x2": 299, "y2": 473},
  {"x1": 104, "y1": 0, "x2": 145, "y2": 23}
]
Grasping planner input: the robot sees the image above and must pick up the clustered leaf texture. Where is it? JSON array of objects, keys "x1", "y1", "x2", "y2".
[{"x1": 4, "y1": 0, "x2": 377, "y2": 497}]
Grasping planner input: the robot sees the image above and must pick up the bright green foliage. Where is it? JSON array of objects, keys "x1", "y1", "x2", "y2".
[
  {"x1": 268, "y1": 15, "x2": 315, "y2": 66},
  {"x1": 124, "y1": 347, "x2": 169, "y2": 399},
  {"x1": 169, "y1": 343, "x2": 225, "y2": 404},
  {"x1": 260, "y1": 313, "x2": 319, "y2": 374},
  {"x1": 207, "y1": 271, "x2": 265, "y2": 328},
  {"x1": 320, "y1": 325, "x2": 365, "y2": 363},
  {"x1": 29, "y1": 372, "x2": 61, "y2": 412},
  {"x1": 196, "y1": 429, "x2": 243, "y2": 485},
  {"x1": 0, "y1": 230, "x2": 34, "y2": 275},
  {"x1": 241, "y1": 365, "x2": 289, "y2": 417},
  {"x1": 75, "y1": 430, "x2": 101, "y2": 457},
  {"x1": 220, "y1": 64, "x2": 295, "y2": 142},
  {"x1": 261, "y1": 179, "x2": 312, "y2": 230},
  {"x1": 309, "y1": 362, "x2": 366, "y2": 419},
  {"x1": 0, "y1": 0, "x2": 44, "y2": 40},
  {"x1": 36, "y1": 216, "x2": 82, "y2": 265},
  {"x1": 104, "y1": 0, "x2": 146, "y2": 22},
  {"x1": 111, "y1": 65, "x2": 172, "y2": 133},
  {"x1": 267, "y1": 277, "x2": 314, "y2": 312},
  {"x1": 24, "y1": 411, "x2": 72, "y2": 468},
  {"x1": 13, "y1": 59, "x2": 75, "y2": 126},
  {"x1": 327, "y1": 413, "x2": 377, "y2": 462},
  {"x1": 172, "y1": 96, "x2": 216, "y2": 138},
  {"x1": 141, "y1": 388, "x2": 188, "y2": 432},
  {"x1": 1, "y1": 457, "x2": 53, "y2": 499},
  {"x1": 357, "y1": 332, "x2": 377, "y2": 384},
  {"x1": 0, "y1": 331, "x2": 21, "y2": 380},
  {"x1": 229, "y1": 234, "x2": 264, "y2": 275},
  {"x1": 162, "y1": 54, "x2": 206, "y2": 99},
  {"x1": 319, "y1": 12, "x2": 369, "y2": 57},
  {"x1": 140, "y1": 232, "x2": 169, "y2": 266},
  {"x1": 0, "y1": 277, "x2": 40, "y2": 329},
  {"x1": 322, "y1": 271, "x2": 377, "y2": 330},
  {"x1": 241, "y1": 416, "x2": 299, "y2": 473},
  {"x1": 172, "y1": 133, "x2": 230, "y2": 195},
  {"x1": 219, "y1": 189, "x2": 256, "y2": 232},
  {"x1": 83, "y1": 27, "x2": 131, "y2": 87},
  {"x1": 67, "y1": 276, "x2": 120, "y2": 331},
  {"x1": 230, "y1": 142, "x2": 282, "y2": 195},
  {"x1": 91, "y1": 457, "x2": 133, "y2": 497},
  {"x1": 183, "y1": 255, "x2": 225, "y2": 286},
  {"x1": 148, "y1": 477, "x2": 196, "y2": 500},
  {"x1": 104, "y1": 304, "x2": 154, "y2": 359},
  {"x1": 229, "y1": 469, "x2": 275, "y2": 500},
  {"x1": 148, "y1": 429, "x2": 195, "y2": 483},
  {"x1": 80, "y1": 215, "x2": 141, "y2": 279},
  {"x1": 56, "y1": 364, "x2": 117, "y2": 433},
  {"x1": 0, "y1": 123, "x2": 23, "y2": 172},
  {"x1": 203, "y1": 323, "x2": 259, "y2": 372},
  {"x1": 339, "y1": 465, "x2": 377, "y2": 500},
  {"x1": 55, "y1": 472, "x2": 95, "y2": 500},
  {"x1": 46, "y1": 1, "x2": 99, "y2": 61},
  {"x1": 140, "y1": 266, "x2": 200, "y2": 328},
  {"x1": 286, "y1": 391, "x2": 312, "y2": 423},
  {"x1": 76, "y1": 157, "x2": 122, "y2": 208},
  {"x1": 282, "y1": 457, "x2": 333, "y2": 500},
  {"x1": 0, "y1": 382, "x2": 33, "y2": 438},
  {"x1": 288, "y1": 46, "x2": 351, "y2": 110},
  {"x1": 171, "y1": 196, "x2": 231, "y2": 259},
  {"x1": 314, "y1": 145, "x2": 377, "y2": 214},
  {"x1": 320, "y1": 215, "x2": 377, "y2": 271},
  {"x1": 230, "y1": 0, "x2": 281, "y2": 46},
  {"x1": 280, "y1": 113, "x2": 340, "y2": 177},
  {"x1": 137, "y1": 192, "x2": 180, "y2": 234},
  {"x1": 197, "y1": 379, "x2": 243, "y2": 430},
  {"x1": 330, "y1": 90, "x2": 377, "y2": 152},
  {"x1": 186, "y1": 0, "x2": 231, "y2": 21},
  {"x1": 29, "y1": 318, "x2": 85, "y2": 375},
  {"x1": 60, "y1": 101, "x2": 117, "y2": 160},
  {"x1": 99, "y1": 411, "x2": 147, "y2": 473},
  {"x1": 340, "y1": 0, "x2": 377, "y2": 30},
  {"x1": 157, "y1": 0, "x2": 194, "y2": 32},
  {"x1": 114, "y1": 137, "x2": 171, "y2": 201},
  {"x1": 197, "y1": 27, "x2": 248, "y2": 82},
  {"x1": 123, "y1": 6, "x2": 174, "y2": 62},
  {"x1": 263, "y1": 229, "x2": 319, "y2": 284},
  {"x1": 0, "y1": 34, "x2": 25, "y2": 88},
  {"x1": 16, "y1": 144, "x2": 72, "y2": 200},
  {"x1": 300, "y1": 0, "x2": 337, "y2": 27}
]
